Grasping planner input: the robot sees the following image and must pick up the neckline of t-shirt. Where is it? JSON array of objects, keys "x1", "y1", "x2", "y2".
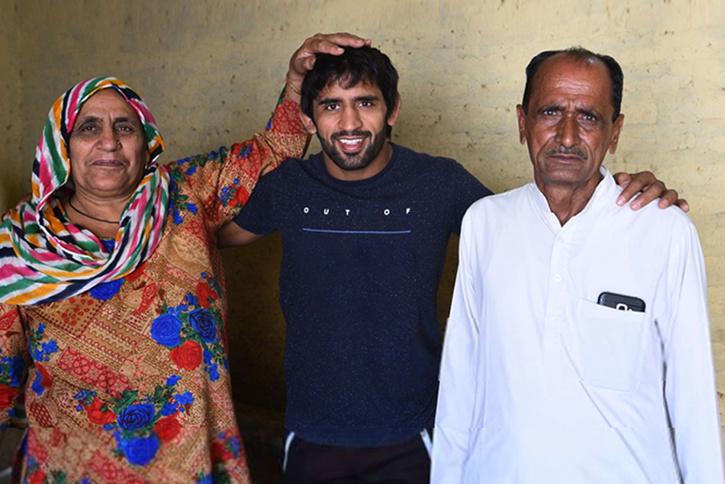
[{"x1": 317, "y1": 143, "x2": 400, "y2": 187}]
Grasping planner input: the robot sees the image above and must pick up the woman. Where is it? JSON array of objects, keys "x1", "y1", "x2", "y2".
[{"x1": 0, "y1": 33, "x2": 368, "y2": 482}]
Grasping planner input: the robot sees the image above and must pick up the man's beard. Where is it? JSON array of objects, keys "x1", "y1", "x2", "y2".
[{"x1": 318, "y1": 127, "x2": 387, "y2": 172}]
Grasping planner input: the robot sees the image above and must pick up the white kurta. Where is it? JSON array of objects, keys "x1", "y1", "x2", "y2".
[{"x1": 432, "y1": 169, "x2": 723, "y2": 484}]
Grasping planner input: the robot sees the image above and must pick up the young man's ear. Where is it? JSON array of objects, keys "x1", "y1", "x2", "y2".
[
  {"x1": 386, "y1": 95, "x2": 402, "y2": 127},
  {"x1": 300, "y1": 112, "x2": 317, "y2": 135}
]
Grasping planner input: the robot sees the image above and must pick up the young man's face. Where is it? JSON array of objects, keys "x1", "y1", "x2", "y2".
[{"x1": 302, "y1": 79, "x2": 400, "y2": 181}]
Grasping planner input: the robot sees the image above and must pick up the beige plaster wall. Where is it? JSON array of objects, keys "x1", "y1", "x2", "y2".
[
  {"x1": 0, "y1": 0, "x2": 24, "y2": 209},
  {"x1": 3, "y1": 0, "x2": 724, "y2": 425}
]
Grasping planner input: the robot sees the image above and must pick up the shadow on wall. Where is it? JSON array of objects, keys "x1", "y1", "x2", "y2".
[
  {"x1": 224, "y1": 234, "x2": 287, "y2": 412},
  {"x1": 0, "y1": 183, "x2": 30, "y2": 215}
]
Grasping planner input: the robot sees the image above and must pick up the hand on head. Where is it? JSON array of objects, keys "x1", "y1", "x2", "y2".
[{"x1": 285, "y1": 32, "x2": 371, "y2": 102}]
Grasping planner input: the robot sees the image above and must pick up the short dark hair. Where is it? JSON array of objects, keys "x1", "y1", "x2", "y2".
[
  {"x1": 521, "y1": 47, "x2": 624, "y2": 122},
  {"x1": 301, "y1": 46, "x2": 399, "y2": 122}
]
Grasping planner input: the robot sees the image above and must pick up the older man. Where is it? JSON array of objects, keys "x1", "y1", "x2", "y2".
[{"x1": 432, "y1": 48, "x2": 723, "y2": 483}]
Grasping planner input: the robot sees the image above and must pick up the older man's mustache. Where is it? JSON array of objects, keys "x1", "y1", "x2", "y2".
[{"x1": 546, "y1": 145, "x2": 587, "y2": 160}]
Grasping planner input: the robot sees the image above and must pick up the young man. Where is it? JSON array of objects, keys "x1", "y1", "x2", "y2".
[
  {"x1": 219, "y1": 45, "x2": 681, "y2": 483},
  {"x1": 432, "y1": 48, "x2": 722, "y2": 483}
]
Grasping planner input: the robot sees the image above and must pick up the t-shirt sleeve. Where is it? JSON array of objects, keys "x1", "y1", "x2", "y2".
[
  {"x1": 451, "y1": 162, "x2": 493, "y2": 234},
  {"x1": 232, "y1": 170, "x2": 278, "y2": 236}
]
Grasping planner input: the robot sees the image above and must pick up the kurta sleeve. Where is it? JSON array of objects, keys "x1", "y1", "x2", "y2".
[
  {"x1": 662, "y1": 219, "x2": 724, "y2": 483},
  {"x1": 431, "y1": 210, "x2": 482, "y2": 483},
  {"x1": 167, "y1": 91, "x2": 309, "y2": 231},
  {"x1": 0, "y1": 303, "x2": 28, "y2": 430}
]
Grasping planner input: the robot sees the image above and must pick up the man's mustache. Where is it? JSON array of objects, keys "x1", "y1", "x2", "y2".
[{"x1": 546, "y1": 145, "x2": 587, "y2": 160}]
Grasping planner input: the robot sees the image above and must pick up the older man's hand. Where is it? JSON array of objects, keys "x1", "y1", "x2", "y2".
[
  {"x1": 285, "y1": 33, "x2": 371, "y2": 102},
  {"x1": 614, "y1": 170, "x2": 689, "y2": 212}
]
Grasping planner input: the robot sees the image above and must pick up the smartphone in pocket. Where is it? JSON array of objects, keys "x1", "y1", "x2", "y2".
[{"x1": 597, "y1": 292, "x2": 646, "y2": 312}]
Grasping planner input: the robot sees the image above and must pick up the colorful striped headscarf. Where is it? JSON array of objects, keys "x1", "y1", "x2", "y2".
[{"x1": 0, "y1": 77, "x2": 170, "y2": 305}]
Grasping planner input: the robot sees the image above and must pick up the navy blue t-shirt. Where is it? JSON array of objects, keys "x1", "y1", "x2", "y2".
[{"x1": 235, "y1": 144, "x2": 491, "y2": 446}]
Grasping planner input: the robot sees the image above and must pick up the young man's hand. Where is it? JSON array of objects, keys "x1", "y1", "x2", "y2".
[{"x1": 614, "y1": 170, "x2": 689, "y2": 212}]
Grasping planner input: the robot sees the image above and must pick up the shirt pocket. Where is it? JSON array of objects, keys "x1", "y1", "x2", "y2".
[{"x1": 574, "y1": 299, "x2": 648, "y2": 392}]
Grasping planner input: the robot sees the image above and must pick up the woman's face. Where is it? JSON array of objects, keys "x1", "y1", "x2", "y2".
[{"x1": 68, "y1": 89, "x2": 149, "y2": 200}]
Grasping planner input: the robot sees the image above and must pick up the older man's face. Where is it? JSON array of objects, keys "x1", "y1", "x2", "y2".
[{"x1": 516, "y1": 55, "x2": 624, "y2": 192}]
